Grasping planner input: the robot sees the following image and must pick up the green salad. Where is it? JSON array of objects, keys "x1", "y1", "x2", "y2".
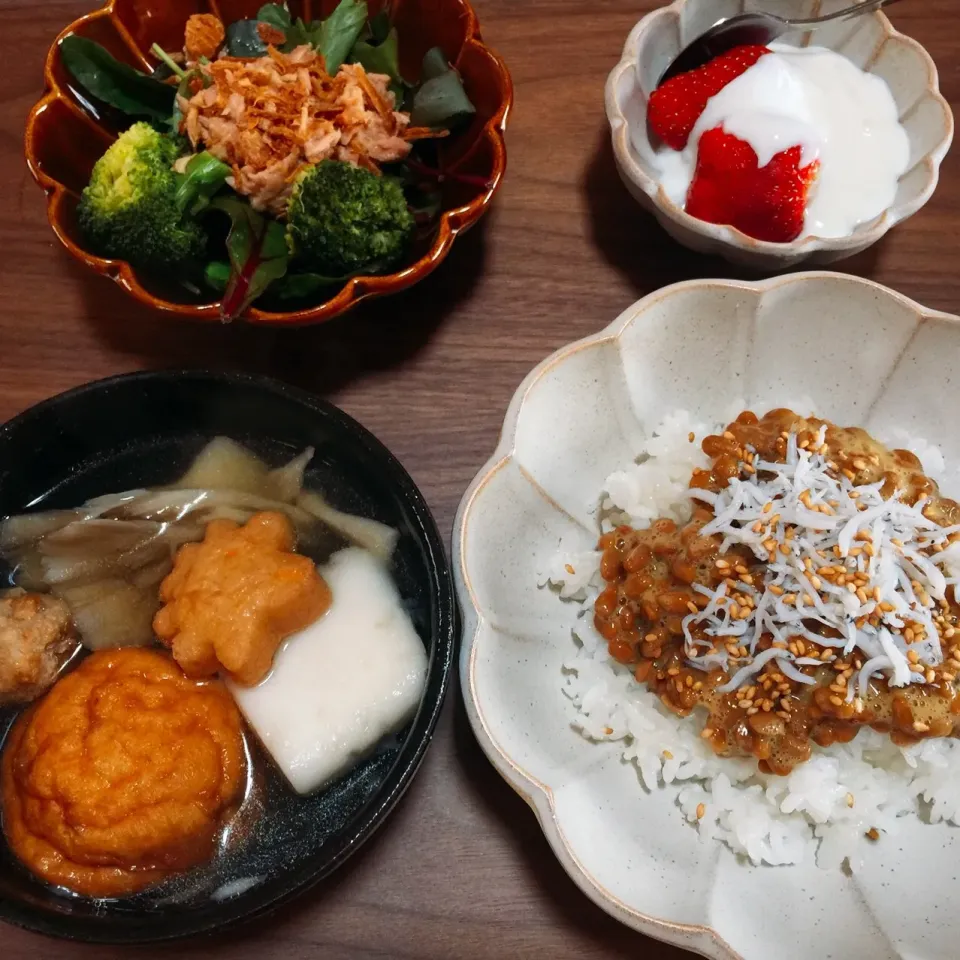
[{"x1": 60, "y1": 0, "x2": 481, "y2": 319}]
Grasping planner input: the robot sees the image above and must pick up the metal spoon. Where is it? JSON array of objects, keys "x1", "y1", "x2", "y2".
[{"x1": 659, "y1": 0, "x2": 906, "y2": 85}]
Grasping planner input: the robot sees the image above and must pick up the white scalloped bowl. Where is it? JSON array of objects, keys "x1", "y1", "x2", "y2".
[
  {"x1": 606, "y1": 0, "x2": 954, "y2": 271},
  {"x1": 455, "y1": 273, "x2": 960, "y2": 960}
]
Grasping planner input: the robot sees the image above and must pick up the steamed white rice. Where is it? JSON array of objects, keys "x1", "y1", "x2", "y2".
[{"x1": 548, "y1": 410, "x2": 960, "y2": 870}]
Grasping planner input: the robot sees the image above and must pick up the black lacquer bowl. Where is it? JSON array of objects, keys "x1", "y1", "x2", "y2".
[{"x1": 0, "y1": 370, "x2": 456, "y2": 942}]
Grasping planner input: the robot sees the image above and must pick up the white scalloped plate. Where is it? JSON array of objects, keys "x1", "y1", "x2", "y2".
[{"x1": 455, "y1": 273, "x2": 960, "y2": 960}]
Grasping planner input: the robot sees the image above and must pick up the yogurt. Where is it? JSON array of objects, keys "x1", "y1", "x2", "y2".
[{"x1": 644, "y1": 44, "x2": 910, "y2": 240}]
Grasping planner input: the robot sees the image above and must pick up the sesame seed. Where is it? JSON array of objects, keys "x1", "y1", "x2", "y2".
[
  {"x1": 846, "y1": 793, "x2": 855, "y2": 808},
  {"x1": 914, "y1": 721, "x2": 930, "y2": 733},
  {"x1": 662, "y1": 750, "x2": 673, "y2": 759},
  {"x1": 696, "y1": 803, "x2": 706, "y2": 820}
]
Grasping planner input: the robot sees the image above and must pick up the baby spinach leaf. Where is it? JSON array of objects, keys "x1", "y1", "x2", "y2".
[
  {"x1": 284, "y1": 16, "x2": 324, "y2": 51},
  {"x1": 410, "y1": 51, "x2": 475, "y2": 129},
  {"x1": 257, "y1": 2, "x2": 292, "y2": 30},
  {"x1": 369, "y1": 10, "x2": 392, "y2": 45},
  {"x1": 226, "y1": 19, "x2": 269, "y2": 57},
  {"x1": 420, "y1": 46, "x2": 449, "y2": 82},
  {"x1": 317, "y1": 0, "x2": 368, "y2": 73},
  {"x1": 59, "y1": 35, "x2": 175, "y2": 124},
  {"x1": 174, "y1": 152, "x2": 232, "y2": 216},
  {"x1": 273, "y1": 270, "x2": 363, "y2": 300},
  {"x1": 350, "y1": 27, "x2": 402, "y2": 87}
]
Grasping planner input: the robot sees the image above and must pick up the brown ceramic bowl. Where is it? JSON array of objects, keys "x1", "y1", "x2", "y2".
[{"x1": 25, "y1": 0, "x2": 511, "y2": 325}]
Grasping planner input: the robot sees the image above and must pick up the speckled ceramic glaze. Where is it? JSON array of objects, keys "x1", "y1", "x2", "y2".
[
  {"x1": 606, "y1": 0, "x2": 954, "y2": 271},
  {"x1": 455, "y1": 273, "x2": 960, "y2": 960}
]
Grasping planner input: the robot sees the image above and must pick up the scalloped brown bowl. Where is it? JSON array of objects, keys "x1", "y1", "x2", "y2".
[{"x1": 25, "y1": 0, "x2": 511, "y2": 325}]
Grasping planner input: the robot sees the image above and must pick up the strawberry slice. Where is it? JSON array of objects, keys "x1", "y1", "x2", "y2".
[
  {"x1": 647, "y1": 45, "x2": 770, "y2": 150},
  {"x1": 685, "y1": 127, "x2": 819, "y2": 243}
]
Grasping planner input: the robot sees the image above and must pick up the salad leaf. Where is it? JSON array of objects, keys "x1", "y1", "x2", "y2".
[
  {"x1": 273, "y1": 271, "x2": 359, "y2": 300},
  {"x1": 284, "y1": 16, "x2": 324, "y2": 51},
  {"x1": 174, "y1": 152, "x2": 232, "y2": 216},
  {"x1": 170, "y1": 68, "x2": 200, "y2": 134},
  {"x1": 368, "y1": 10, "x2": 392, "y2": 45},
  {"x1": 350, "y1": 27, "x2": 402, "y2": 89},
  {"x1": 316, "y1": 0, "x2": 367, "y2": 73},
  {"x1": 405, "y1": 183, "x2": 443, "y2": 224},
  {"x1": 226, "y1": 19, "x2": 269, "y2": 57},
  {"x1": 421, "y1": 46, "x2": 449, "y2": 82},
  {"x1": 257, "y1": 2, "x2": 292, "y2": 30},
  {"x1": 410, "y1": 48, "x2": 475, "y2": 129},
  {"x1": 59, "y1": 35, "x2": 176, "y2": 124},
  {"x1": 209, "y1": 197, "x2": 290, "y2": 320}
]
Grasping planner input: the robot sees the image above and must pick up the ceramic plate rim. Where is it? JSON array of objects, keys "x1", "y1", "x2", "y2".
[{"x1": 453, "y1": 272, "x2": 960, "y2": 959}]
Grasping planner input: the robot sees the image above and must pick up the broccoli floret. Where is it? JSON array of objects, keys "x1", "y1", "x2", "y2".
[
  {"x1": 77, "y1": 123, "x2": 207, "y2": 267},
  {"x1": 286, "y1": 161, "x2": 414, "y2": 277}
]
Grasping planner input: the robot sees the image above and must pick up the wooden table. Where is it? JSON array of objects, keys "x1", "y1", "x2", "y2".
[{"x1": 1, "y1": 1, "x2": 958, "y2": 957}]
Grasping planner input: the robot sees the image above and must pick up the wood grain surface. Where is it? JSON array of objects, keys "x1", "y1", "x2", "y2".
[{"x1": 0, "y1": 1, "x2": 958, "y2": 957}]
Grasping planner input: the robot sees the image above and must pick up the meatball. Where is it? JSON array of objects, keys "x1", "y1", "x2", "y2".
[{"x1": 0, "y1": 589, "x2": 77, "y2": 704}]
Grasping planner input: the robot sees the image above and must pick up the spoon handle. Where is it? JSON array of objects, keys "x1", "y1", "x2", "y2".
[{"x1": 789, "y1": 0, "x2": 907, "y2": 28}]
